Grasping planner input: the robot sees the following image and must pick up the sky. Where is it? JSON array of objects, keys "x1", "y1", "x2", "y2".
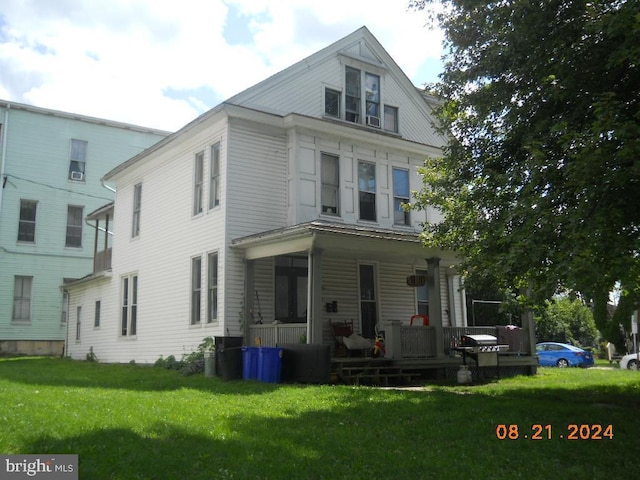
[{"x1": 0, "y1": 0, "x2": 444, "y2": 132}]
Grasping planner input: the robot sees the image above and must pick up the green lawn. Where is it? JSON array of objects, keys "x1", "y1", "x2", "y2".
[{"x1": 1, "y1": 357, "x2": 639, "y2": 479}]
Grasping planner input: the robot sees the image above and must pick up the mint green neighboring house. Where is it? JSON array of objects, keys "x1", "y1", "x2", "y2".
[{"x1": 0, "y1": 100, "x2": 170, "y2": 355}]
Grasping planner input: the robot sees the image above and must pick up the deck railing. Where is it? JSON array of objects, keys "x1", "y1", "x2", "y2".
[
  {"x1": 246, "y1": 323, "x2": 307, "y2": 347},
  {"x1": 400, "y1": 326, "x2": 437, "y2": 358}
]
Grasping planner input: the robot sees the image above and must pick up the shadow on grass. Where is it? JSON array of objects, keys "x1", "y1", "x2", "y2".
[{"x1": 23, "y1": 387, "x2": 639, "y2": 480}]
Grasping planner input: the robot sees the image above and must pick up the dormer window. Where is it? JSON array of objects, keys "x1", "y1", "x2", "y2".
[{"x1": 345, "y1": 67, "x2": 361, "y2": 123}]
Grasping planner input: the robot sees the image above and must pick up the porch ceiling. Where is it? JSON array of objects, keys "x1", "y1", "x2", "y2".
[{"x1": 231, "y1": 221, "x2": 461, "y2": 268}]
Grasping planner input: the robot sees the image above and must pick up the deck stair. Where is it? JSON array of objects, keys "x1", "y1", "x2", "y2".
[{"x1": 333, "y1": 358, "x2": 420, "y2": 386}]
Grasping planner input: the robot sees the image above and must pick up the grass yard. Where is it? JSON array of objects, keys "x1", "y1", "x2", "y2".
[{"x1": 1, "y1": 357, "x2": 639, "y2": 479}]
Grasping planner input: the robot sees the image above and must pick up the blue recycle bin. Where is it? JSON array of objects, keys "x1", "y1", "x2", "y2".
[
  {"x1": 242, "y1": 346, "x2": 260, "y2": 380},
  {"x1": 258, "y1": 347, "x2": 283, "y2": 383}
]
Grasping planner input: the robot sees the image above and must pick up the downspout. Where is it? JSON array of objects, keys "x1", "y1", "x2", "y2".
[
  {"x1": 0, "y1": 103, "x2": 11, "y2": 216},
  {"x1": 101, "y1": 179, "x2": 116, "y2": 193}
]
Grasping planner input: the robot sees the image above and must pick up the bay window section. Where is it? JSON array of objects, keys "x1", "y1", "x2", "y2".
[
  {"x1": 358, "y1": 161, "x2": 376, "y2": 221},
  {"x1": 321, "y1": 153, "x2": 339, "y2": 215},
  {"x1": 393, "y1": 168, "x2": 410, "y2": 226}
]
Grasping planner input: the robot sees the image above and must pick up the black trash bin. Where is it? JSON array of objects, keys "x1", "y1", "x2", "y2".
[
  {"x1": 281, "y1": 344, "x2": 331, "y2": 384},
  {"x1": 215, "y1": 336, "x2": 243, "y2": 380}
]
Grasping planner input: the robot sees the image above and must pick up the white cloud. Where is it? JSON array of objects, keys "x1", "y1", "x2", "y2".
[{"x1": 0, "y1": 0, "x2": 443, "y2": 131}]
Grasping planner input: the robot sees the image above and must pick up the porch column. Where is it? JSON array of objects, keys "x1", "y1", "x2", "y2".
[
  {"x1": 427, "y1": 257, "x2": 445, "y2": 357},
  {"x1": 308, "y1": 248, "x2": 324, "y2": 344},
  {"x1": 245, "y1": 259, "x2": 256, "y2": 332}
]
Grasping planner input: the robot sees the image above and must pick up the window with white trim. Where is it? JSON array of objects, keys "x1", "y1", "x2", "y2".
[
  {"x1": 384, "y1": 105, "x2": 398, "y2": 133},
  {"x1": 321, "y1": 153, "x2": 339, "y2": 215},
  {"x1": 209, "y1": 143, "x2": 220, "y2": 209},
  {"x1": 69, "y1": 139, "x2": 87, "y2": 181},
  {"x1": 324, "y1": 88, "x2": 341, "y2": 117},
  {"x1": 94, "y1": 300, "x2": 101, "y2": 328},
  {"x1": 18, "y1": 199, "x2": 37, "y2": 243},
  {"x1": 13, "y1": 275, "x2": 32, "y2": 323},
  {"x1": 132, "y1": 183, "x2": 142, "y2": 237},
  {"x1": 191, "y1": 256, "x2": 202, "y2": 325},
  {"x1": 358, "y1": 161, "x2": 376, "y2": 221},
  {"x1": 345, "y1": 67, "x2": 361, "y2": 123},
  {"x1": 193, "y1": 151, "x2": 204, "y2": 215},
  {"x1": 76, "y1": 306, "x2": 82, "y2": 341},
  {"x1": 61, "y1": 290, "x2": 69, "y2": 324},
  {"x1": 393, "y1": 168, "x2": 410, "y2": 226},
  {"x1": 207, "y1": 252, "x2": 218, "y2": 324},
  {"x1": 121, "y1": 274, "x2": 138, "y2": 336},
  {"x1": 66, "y1": 205, "x2": 83, "y2": 247}
]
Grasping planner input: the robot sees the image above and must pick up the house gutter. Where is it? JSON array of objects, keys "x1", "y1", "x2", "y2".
[{"x1": 0, "y1": 103, "x2": 10, "y2": 216}]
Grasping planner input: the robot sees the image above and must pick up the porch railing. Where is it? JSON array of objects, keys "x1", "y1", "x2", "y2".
[
  {"x1": 246, "y1": 323, "x2": 307, "y2": 347},
  {"x1": 400, "y1": 326, "x2": 437, "y2": 358}
]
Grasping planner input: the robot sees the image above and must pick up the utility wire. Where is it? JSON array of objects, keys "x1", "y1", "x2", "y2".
[{"x1": 2, "y1": 173, "x2": 114, "y2": 201}]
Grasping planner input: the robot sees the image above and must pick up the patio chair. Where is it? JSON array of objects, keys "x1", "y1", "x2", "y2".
[
  {"x1": 331, "y1": 320, "x2": 372, "y2": 357},
  {"x1": 410, "y1": 314, "x2": 429, "y2": 326}
]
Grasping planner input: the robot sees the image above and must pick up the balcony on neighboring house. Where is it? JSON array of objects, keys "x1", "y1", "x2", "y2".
[{"x1": 87, "y1": 202, "x2": 114, "y2": 274}]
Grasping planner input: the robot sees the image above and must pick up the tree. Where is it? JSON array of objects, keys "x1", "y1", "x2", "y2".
[
  {"x1": 535, "y1": 297, "x2": 599, "y2": 347},
  {"x1": 409, "y1": 1, "x2": 640, "y2": 322}
]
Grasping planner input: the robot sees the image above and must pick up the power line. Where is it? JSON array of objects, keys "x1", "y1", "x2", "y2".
[{"x1": 2, "y1": 173, "x2": 114, "y2": 201}]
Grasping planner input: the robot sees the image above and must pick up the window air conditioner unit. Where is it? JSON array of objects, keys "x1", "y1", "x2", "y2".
[
  {"x1": 71, "y1": 171, "x2": 84, "y2": 181},
  {"x1": 366, "y1": 115, "x2": 381, "y2": 128}
]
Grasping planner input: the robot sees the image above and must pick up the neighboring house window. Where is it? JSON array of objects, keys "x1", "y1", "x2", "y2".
[
  {"x1": 416, "y1": 268, "x2": 429, "y2": 317},
  {"x1": 209, "y1": 143, "x2": 220, "y2": 209},
  {"x1": 321, "y1": 153, "x2": 339, "y2": 215},
  {"x1": 12, "y1": 275, "x2": 32, "y2": 323},
  {"x1": 61, "y1": 290, "x2": 69, "y2": 324},
  {"x1": 393, "y1": 168, "x2": 410, "y2": 226},
  {"x1": 384, "y1": 105, "x2": 398, "y2": 133},
  {"x1": 207, "y1": 252, "x2": 218, "y2": 324},
  {"x1": 193, "y1": 151, "x2": 204, "y2": 215},
  {"x1": 324, "y1": 88, "x2": 341, "y2": 117},
  {"x1": 191, "y1": 256, "x2": 202, "y2": 325},
  {"x1": 132, "y1": 183, "x2": 142, "y2": 237},
  {"x1": 76, "y1": 306, "x2": 82, "y2": 341},
  {"x1": 358, "y1": 161, "x2": 376, "y2": 221},
  {"x1": 69, "y1": 139, "x2": 87, "y2": 181},
  {"x1": 66, "y1": 205, "x2": 83, "y2": 247},
  {"x1": 94, "y1": 300, "x2": 101, "y2": 328},
  {"x1": 121, "y1": 274, "x2": 138, "y2": 336},
  {"x1": 345, "y1": 66, "x2": 361, "y2": 123},
  {"x1": 18, "y1": 199, "x2": 37, "y2": 243}
]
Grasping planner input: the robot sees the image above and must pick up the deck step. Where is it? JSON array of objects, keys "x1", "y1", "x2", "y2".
[{"x1": 334, "y1": 364, "x2": 420, "y2": 386}]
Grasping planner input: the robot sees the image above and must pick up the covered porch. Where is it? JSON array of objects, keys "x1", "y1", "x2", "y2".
[{"x1": 232, "y1": 221, "x2": 538, "y2": 383}]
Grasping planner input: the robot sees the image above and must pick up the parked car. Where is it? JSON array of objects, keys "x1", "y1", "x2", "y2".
[
  {"x1": 619, "y1": 352, "x2": 639, "y2": 370},
  {"x1": 536, "y1": 342, "x2": 595, "y2": 368}
]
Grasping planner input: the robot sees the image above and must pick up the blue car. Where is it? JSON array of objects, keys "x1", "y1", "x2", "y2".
[{"x1": 536, "y1": 342, "x2": 594, "y2": 368}]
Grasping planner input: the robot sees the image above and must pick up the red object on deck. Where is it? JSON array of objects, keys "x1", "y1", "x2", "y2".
[{"x1": 410, "y1": 314, "x2": 429, "y2": 326}]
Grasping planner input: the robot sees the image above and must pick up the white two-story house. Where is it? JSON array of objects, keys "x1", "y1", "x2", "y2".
[{"x1": 65, "y1": 27, "x2": 537, "y2": 378}]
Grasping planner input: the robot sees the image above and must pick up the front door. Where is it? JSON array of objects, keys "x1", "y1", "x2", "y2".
[
  {"x1": 359, "y1": 263, "x2": 378, "y2": 338},
  {"x1": 275, "y1": 256, "x2": 308, "y2": 323}
]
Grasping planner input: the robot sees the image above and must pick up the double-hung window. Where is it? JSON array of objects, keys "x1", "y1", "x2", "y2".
[
  {"x1": 193, "y1": 152, "x2": 204, "y2": 215},
  {"x1": 365, "y1": 73, "x2": 380, "y2": 121},
  {"x1": 345, "y1": 67, "x2": 361, "y2": 123},
  {"x1": 384, "y1": 105, "x2": 398, "y2": 133},
  {"x1": 121, "y1": 274, "x2": 138, "y2": 336},
  {"x1": 13, "y1": 276, "x2": 32, "y2": 323},
  {"x1": 18, "y1": 199, "x2": 37, "y2": 243},
  {"x1": 191, "y1": 257, "x2": 202, "y2": 325},
  {"x1": 358, "y1": 161, "x2": 376, "y2": 221},
  {"x1": 321, "y1": 153, "x2": 339, "y2": 215},
  {"x1": 207, "y1": 252, "x2": 218, "y2": 324},
  {"x1": 76, "y1": 306, "x2": 82, "y2": 341},
  {"x1": 393, "y1": 168, "x2": 410, "y2": 226},
  {"x1": 324, "y1": 88, "x2": 341, "y2": 117},
  {"x1": 69, "y1": 139, "x2": 87, "y2": 181},
  {"x1": 209, "y1": 143, "x2": 220, "y2": 209},
  {"x1": 132, "y1": 183, "x2": 142, "y2": 237},
  {"x1": 66, "y1": 205, "x2": 83, "y2": 247}
]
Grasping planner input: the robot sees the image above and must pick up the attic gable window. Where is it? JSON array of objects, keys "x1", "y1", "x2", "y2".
[
  {"x1": 344, "y1": 67, "x2": 381, "y2": 128},
  {"x1": 324, "y1": 88, "x2": 341, "y2": 117}
]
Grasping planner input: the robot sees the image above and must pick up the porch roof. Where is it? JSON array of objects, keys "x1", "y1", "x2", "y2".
[{"x1": 231, "y1": 221, "x2": 460, "y2": 268}]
